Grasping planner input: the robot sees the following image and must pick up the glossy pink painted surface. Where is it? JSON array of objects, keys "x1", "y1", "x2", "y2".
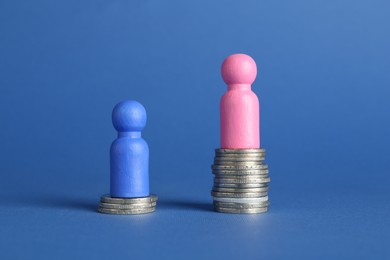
[{"x1": 220, "y1": 54, "x2": 260, "y2": 149}]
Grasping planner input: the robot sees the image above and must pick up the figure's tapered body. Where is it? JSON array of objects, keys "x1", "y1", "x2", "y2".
[
  {"x1": 110, "y1": 134, "x2": 149, "y2": 198},
  {"x1": 220, "y1": 85, "x2": 260, "y2": 149}
]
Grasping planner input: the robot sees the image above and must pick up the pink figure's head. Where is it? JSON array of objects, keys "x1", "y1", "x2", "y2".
[{"x1": 221, "y1": 53, "x2": 257, "y2": 85}]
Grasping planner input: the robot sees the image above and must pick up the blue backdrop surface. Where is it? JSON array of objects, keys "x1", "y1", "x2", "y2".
[{"x1": 0, "y1": 0, "x2": 389, "y2": 259}]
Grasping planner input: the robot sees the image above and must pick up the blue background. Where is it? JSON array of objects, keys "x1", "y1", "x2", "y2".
[{"x1": 1, "y1": 0, "x2": 389, "y2": 259}]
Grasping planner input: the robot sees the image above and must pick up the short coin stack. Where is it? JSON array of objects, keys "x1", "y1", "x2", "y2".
[
  {"x1": 211, "y1": 149, "x2": 270, "y2": 214},
  {"x1": 98, "y1": 194, "x2": 158, "y2": 215}
]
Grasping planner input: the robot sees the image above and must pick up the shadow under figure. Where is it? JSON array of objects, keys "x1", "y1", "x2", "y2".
[{"x1": 158, "y1": 198, "x2": 213, "y2": 212}]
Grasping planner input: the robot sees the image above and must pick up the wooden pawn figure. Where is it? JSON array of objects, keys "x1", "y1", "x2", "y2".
[
  {"x1": 220, "y1": 53, "x2": 260, "y2": 149},
  {"x1": 110, "y1": 100, "x2": 149, "y2": 198}
]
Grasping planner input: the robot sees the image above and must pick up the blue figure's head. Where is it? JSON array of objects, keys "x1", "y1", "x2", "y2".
[{"x1": 112, "y1": 100, "x2": 147, "y2": 132}]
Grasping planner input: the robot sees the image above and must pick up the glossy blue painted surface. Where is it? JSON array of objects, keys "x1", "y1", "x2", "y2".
[
  {"x1": 0, "y1": 0, "x2": 389, "y2": 259},
  {"x1": 110, "y1": 100, "x2": 149, "y2": 198}
]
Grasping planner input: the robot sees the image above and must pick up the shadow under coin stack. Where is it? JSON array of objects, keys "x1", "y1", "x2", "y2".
[
  {"x1": 98, "y1": 195, "x2": 158, "y2": 215},
  {"x1": 211, "y1": 149, "x2": 270, "y2": 214}
]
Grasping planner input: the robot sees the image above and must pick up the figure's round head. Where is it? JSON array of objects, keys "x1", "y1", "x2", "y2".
[
  {"x1": 221, "y1": 53, "x2": 257, "y2": 85},
  {"x1": 112, "y1": 100, "x2": 147, "y2": 132}
]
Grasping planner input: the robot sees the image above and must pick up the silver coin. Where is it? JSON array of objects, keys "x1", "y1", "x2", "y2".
[
  {"x1": 215, "y1": 156, "x2": 265, "y2": 161},
  {"x1": 214, "y1": 177, "x2": 269, "y2": 183},
  {"x1": 98, "y1": 206, "x2": 155, "y2": 215},
  {"x1": 212, "y1": 171, "x2": 269, "y2": 179},
  {"x1": 213, "y1": 166, "x2": 268, "y2": 172},
  {"x1": 213, "y1": 196, "x2": 269, "y2": 203},
  {"x1": 215, "y1": 154, "x2": 265, "y2": 159},
  {"x1": 215, "y1": 148, "x2": 266, "y2": 154},
  {"x1": 212, "y1": 161, "x2": 265, "y2": 167},
  {"x1": 214, "y1": 158, "x2": 265, "y2": 164},
  {"x1": 214, "y1": 170, "x2": 267, "y2": 176},
  {"x1": 213, "y1": 165, "x2": 268, "y2": 171},
  {"x1": 212, "y1": 164, "x2": 268, "y2": 170},
  {"x1": 213, "y1": 201, "x2": 270, "y2": 209},
  {"x1": 214, "y1": 176, "x2": 270, "y2": 184},
  {"x1": 214, "y1": 177, "x2": 270, "y2": 182},
  {"x1": 213, "y1": 186, "x2": 269, "y2": 193},
  {"x1": 215, "y1": 152, "x2": 265, "y2": 157},
  {"x1": 99, "y1": 202, "x2": 157, "y2": 209},
  {"x1": 214, "y1": 160, "x2": 265, "y2": 165},
  {"x1": 211, "y1": 191, "x2": 268, "y2": 198},
  {"x1": 213, "y1": 173, "x2": 269, "y2": 178},
  {"x1": 214, "y1": 206, "x2": 268, "y2": 214},
  {"x1": 213, "y1": 182, "x2": 268, "y2": 188},
  {"x1": 100, "y1": 194, "x2": 158, "y2": 204},
  {"x1": 214, "y1": 161, "x2": 265, "y2": 166}
]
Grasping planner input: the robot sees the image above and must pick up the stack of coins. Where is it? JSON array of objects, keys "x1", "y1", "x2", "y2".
[
  {"x1": 98, "y1": 194, "x2": 158, "y2": 215},
  {"x1": 211, "y1": 149, "x2": 270, "y2": 214}
]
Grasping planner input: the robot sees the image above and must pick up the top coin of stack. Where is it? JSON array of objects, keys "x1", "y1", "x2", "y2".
[{"x1": 211, "y1": 149, "x2": 270, "y2": 214}]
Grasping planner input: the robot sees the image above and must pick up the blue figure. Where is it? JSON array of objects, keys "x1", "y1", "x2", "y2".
[{"x1": 110, "y1": 100, "x2": 149, "y2": 198}]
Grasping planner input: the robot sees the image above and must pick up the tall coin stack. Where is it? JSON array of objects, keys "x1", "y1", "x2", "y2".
[
  {"x1": 98, "y1": 195, "x2": 158, "y2": 215},
  {"x1": 211, "y1": 149, "x2": 270, "y2": 214}
]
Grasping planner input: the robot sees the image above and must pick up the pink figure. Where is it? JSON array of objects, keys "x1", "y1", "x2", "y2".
[{"x1": 220, "y1": 53, "x2": 260, "y2": 149}]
